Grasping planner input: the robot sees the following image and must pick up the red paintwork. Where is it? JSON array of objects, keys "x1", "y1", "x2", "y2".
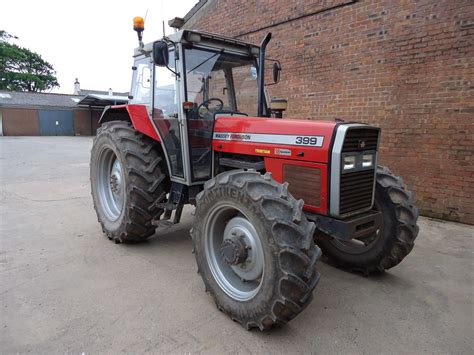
[
  {"x1": 213, "y1": 116, "x2": 337, "y2": 214},
  {"x1": 107, "y1": 104, "x2": 160, "y2": 141},
  {"x1": 265, "y1": 158, "x2": 328, "y2": 215},
  {"x1": 104, "y1": 107, "x2": 336, "y2": 214},
  {"x1": 213, "y1": 116, "x2": 336, "y2": 163}
]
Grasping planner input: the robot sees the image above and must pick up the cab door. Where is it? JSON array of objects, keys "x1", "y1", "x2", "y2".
[{"x1": 152, "y1": 49, "x2": 188, "y2": 182}]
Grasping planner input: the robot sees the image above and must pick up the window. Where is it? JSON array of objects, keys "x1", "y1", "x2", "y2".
[
  {"x1": 184, "y1": 47, "x2": 258, "y2": 115},
  {"x1": 130, "y1": 57, "x2": 151, "y2": 104}
]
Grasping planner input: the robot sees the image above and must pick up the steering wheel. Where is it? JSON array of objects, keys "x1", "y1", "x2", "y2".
[{"x1": 197, "y1": 98, "x2": 224, "y2": 118}]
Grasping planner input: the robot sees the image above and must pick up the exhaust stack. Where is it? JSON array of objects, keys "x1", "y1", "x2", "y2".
[{"x1": 257, "y1": 33, "x2": 272, "y2": 117}]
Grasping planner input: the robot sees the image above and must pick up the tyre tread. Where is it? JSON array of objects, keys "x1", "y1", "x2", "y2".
[{"x1": 91, "y1": 121, "x2": 169, "y2": 243}]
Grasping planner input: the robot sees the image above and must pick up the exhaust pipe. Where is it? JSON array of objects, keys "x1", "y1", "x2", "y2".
[{"x1": 257, "y1": 33, "x2": 272, "y2": 117}]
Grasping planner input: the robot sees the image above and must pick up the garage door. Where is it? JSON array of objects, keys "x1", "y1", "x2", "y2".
[{"x1": 38, "y1": 110, "x2": 74, "y2": 136}]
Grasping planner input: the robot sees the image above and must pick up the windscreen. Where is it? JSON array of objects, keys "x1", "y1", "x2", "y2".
[{"x1": 184, "y1": 47, "x2": 258, "y2": 115}]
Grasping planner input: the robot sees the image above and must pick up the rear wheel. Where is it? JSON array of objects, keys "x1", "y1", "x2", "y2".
[
  {"x1": 316, "y1": 166, "x2": 419, "y2": 274},
  {"x1": 192, "y1": 170, "x2": 321, "y2": 330},
  {"x1": 90, "y1": 121, "x2": 169, "y2": 243}
]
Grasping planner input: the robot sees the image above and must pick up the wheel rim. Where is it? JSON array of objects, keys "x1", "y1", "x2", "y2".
[
  {"x1": 330, "y1": 199, "x2": 384, "y2": 254},
  {"x1": 96, "y1": 146, "x2": 125, "y2": 221},
  {"x1": 204, "y1": 203, "x2": 264, "y2": 301}
]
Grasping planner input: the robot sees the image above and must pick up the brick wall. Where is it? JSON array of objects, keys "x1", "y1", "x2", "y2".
[
  {"x1": 183, "y1": 0, "x2": 474, "y2": 224},
  {"x1": 1, "y1": 108, "x2": 40, "y2": 136}
]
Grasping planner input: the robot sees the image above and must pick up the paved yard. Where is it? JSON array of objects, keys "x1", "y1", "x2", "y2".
[{"x1": 0, "y1": 137, "x2": 472, "y2": 354}]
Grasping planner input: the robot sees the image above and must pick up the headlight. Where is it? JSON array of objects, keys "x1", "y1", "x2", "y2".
[
  {"x1": 343, "y1": 155, "x2": 356, "y2": 170},
  {"x1": 362, "y1": 154, "x2": 374, "y2": 168}
]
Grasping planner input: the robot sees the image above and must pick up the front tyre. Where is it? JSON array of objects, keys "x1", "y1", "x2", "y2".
[
  {"x1": 316, "y1": 166, "x2": 419, "y2": 274},
  {"x1": 90, "y1": 121, "x2": 169, "y2": 243},
  {"x1": 192, "y1": 170, "x2": 321, "y2": 330}
]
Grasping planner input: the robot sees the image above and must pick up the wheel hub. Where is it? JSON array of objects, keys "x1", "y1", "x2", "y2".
[
  {"x1": 222, "y1": 217, "x2": 263, "y2": 282},
  {"x1": 220, "y1": 236, "x2": 248, "y2": 265},
  {"x1": 205, "y1": 207, "x2": 265, "y2": 301},
  {"x1": 109, "y1": 159, "x2": 123, "y2": 199},
  {"x1": 96, "y1": 148, "x2": 124, "y2": 221},
  {"x1": 110, "y1": 174, "x2": 119, "y2": 193}
]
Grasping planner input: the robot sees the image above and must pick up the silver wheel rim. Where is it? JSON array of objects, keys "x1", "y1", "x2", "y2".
[
  {"x1": 96, "y1": 146, "x2": 125, "y2": 221},
  {"x1": 204, "y1": 203, "x2": 264, "y2": 301}
]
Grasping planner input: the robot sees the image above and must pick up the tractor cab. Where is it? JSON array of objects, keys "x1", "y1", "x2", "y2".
[{"x1": 128, "y1": 30, "x2": 272, "y2": 185}]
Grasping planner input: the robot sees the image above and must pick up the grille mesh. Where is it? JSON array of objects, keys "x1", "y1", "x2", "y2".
[
  {"x1": 339, "y1": 169, "x2": 375, "y2": 215},
  {"x1": 342, "y1": 128, "x2": 379, "y2": 152}
]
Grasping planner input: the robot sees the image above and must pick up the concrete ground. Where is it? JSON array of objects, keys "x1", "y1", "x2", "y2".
[{"x1": 0, "y1": 136, "x2": 472, "y2": 354}]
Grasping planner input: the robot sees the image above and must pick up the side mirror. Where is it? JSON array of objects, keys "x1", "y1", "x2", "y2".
[
  {"x1": 272, "y1": 62, "x2": 281, "y2": 83},
  {"x1": 153, "y1": 41, "x2": 169, "y2": 67}
]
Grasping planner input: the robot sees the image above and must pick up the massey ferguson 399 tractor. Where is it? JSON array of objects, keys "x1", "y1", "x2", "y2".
[{"x1": 90, "y1": 17, "x2": 419, "y2": 330}]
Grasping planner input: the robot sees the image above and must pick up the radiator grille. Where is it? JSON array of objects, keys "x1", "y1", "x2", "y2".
[
  {"x1": 342, "y1": 128, "x2": 379, "y2": 152},
  {"x1": 283, "y1": 165, "x2": 321, "y2": 207},
  {"x1": 339, "y1": 169, "x2": 375, "y2": 215}
]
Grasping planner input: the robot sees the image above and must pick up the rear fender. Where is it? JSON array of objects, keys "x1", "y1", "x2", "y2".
[{"x1": 99, "y1": 104, "x2": 160, "y2": 141}]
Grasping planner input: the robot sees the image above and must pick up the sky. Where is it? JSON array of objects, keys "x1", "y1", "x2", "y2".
[{"x1": 1, "y1": 0, "x2": 197, "y2": 94}]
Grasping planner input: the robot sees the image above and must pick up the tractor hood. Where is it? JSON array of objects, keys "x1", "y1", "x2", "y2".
[{"x1": 212, "y1": 116, "x2": 338, "y2": 163}]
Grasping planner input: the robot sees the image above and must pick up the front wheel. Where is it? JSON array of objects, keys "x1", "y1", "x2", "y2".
[
  {"x1": 192, "y1": 170, "x2": 321, "y2": 330},
  {"x1": 316, "y1": 166, "x2": 419, "y2": 274}
]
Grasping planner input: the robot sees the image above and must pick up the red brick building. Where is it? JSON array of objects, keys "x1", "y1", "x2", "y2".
[{"x1": 177, "y1": 0, "x2": 473, "y2": 224}]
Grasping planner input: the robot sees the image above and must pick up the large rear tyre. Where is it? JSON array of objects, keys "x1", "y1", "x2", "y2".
[
  {"x1": 316, "y1": 166, "x2": 419, "y2": 274},
  {"x1": 90, "y1": 121, "x2": 169, "y2": 243},
  {"x1": 192, "y1": 170, "x2": 321, "y2": 330}
]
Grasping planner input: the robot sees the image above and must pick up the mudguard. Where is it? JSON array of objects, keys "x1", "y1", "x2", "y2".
[{"x1": 99, "y1": 104, "x2": 160, "y2": 142}]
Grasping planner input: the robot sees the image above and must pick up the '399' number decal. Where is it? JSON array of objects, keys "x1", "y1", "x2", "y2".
[{"x1": 295, "y1": 136, "x2": 320, "y2": 145}]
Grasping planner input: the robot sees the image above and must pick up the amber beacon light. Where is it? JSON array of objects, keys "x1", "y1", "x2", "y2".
[
  {"x1": 133, "y1": 16, "x2": 145, "y2": 31},
  {"x1": 133, "y1": 16, "x2": 145, "y2": 47}
]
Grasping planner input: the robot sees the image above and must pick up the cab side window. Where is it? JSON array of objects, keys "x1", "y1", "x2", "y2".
[{"x1": 130, "y1": 57, "x2": 151, "y2": 104}]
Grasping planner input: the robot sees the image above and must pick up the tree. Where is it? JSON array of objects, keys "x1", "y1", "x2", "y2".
[{"x1": 0, "y1": 31, "x2": 59, "y2": 92}]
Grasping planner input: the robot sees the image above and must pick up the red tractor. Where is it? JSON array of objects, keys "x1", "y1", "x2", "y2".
[{"x1": 90, "y1": 18, "x2": 419, "y2": 330}]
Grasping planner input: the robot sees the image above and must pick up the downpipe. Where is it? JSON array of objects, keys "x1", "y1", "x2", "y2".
[{"x1": 257, "y1": 33, "x2": 272, "y2": 117}]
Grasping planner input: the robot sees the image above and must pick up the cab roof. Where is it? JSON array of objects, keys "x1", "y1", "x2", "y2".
[{"x1": 134, "y1": 30, "x2": 260, "y2": 57}]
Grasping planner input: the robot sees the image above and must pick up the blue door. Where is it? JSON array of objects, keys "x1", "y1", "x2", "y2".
[{"x1": 38, "y1": 110, "x2": 74, "y2": 136}]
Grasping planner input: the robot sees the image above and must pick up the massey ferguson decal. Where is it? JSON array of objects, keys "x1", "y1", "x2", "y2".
[
  {"x1": 213, "y1": 132, "x2": 324, "y2": 147},
  {"x1": 214, "y1": 133, "x2": 252, "y2": 140}
]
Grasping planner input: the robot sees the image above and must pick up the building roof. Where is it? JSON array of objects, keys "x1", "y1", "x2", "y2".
[
  {"x1": 77, "y1": 94, "x2": 128, "y2": 107},
  {"x1": 0, "y1": 90, "x2": 83, "y2": 109},
  {"x1": 78, "y1": 89, "x2": 129, "y2": 96},
  {"x1": 0, "y1": 90, "x2": 129, "y2": 110},
  {"x1": 183, "y1": 0, "x2": 207, "y2": 23}
]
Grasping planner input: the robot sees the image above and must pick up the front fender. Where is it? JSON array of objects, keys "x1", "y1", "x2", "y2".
[{"x1": 99, "y1": 104, "x2": 160, "y2": 142}]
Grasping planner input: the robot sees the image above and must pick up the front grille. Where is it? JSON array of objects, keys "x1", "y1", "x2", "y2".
[
  {"x1": 283, "y1": 165, "x2": 321, "y2": 207},
  {"x1": 339, "y1": 169, "x2": 375, "y2": 215},
  {"x1": 342, "y1": 128, "x2": 379, "y2": 152}
]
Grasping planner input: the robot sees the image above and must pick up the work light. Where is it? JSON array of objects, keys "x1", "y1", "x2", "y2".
[
  {"x1": 343, "y1": 155, "x2": 356, "y2": 170},
  {"x1": 362, "y1": 153, "x2": 374, "y2": 168}
]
